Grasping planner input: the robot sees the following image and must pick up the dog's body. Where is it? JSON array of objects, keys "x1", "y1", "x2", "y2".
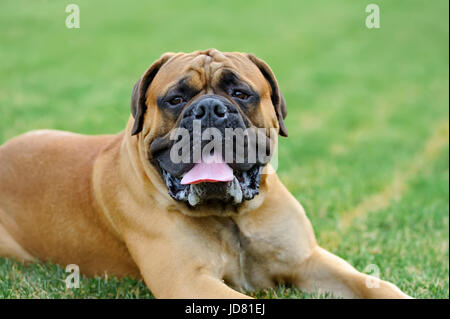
[{"x1": 0, "y1": 49, "x2": 410, "y2": 298}]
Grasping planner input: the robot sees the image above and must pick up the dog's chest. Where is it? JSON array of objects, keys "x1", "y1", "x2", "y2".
[{"x1": 215, "y1": 218, "x2": 300, "y2": 291}]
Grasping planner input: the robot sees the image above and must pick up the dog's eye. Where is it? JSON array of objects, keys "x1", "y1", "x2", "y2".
[
  {"x1": 168, "y1": 96, "x2": 185, "y2": 106},
  {"x1": 231, "y1": 90, "x2": 249, "y2": 100}
]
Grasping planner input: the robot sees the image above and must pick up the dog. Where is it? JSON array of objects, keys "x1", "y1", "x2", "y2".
[{"x1": 0, "y1": 49, "x2": 410, "y2": 298}]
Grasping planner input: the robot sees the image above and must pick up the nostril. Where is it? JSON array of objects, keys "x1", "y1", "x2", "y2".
[
  {"x1": 193, "y1": 104, "x2": 206, "y2": 119},
  {"x1": 214, "y1": 103, "x2": 227, "y2": 118}
]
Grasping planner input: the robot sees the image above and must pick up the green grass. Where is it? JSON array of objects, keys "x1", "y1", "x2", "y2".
[{"x1": 0, "y1": 0, "x2": 448, "y2": 298}]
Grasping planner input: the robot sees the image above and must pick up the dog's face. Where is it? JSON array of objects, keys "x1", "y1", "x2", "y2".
[{"x1": 130, "y1": 49, "x2": 288, "y2": 211}]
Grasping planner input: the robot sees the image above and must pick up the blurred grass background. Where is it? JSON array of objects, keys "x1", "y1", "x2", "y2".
[{"x1": 0, "y1": 0, "x2": 448, "y2": 298}]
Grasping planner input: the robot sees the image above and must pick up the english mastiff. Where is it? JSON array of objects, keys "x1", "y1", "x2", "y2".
[{"x1": 0, "y1": 49, "x2": 410, "y2": 298}]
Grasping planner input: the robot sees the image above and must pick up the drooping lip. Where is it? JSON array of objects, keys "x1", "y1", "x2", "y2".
[
  {"x1": 158, "y1": 163, "x2": 262, "y2": 207},
  {"x1": 151, "y1": 137, "x2": 258, "y2": 179},
  {"x1": 149, "y1": 125, "x2": 269, "y2": 206}
]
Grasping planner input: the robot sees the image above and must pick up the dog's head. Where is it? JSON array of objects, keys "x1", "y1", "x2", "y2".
[{"x1": 129, "y1": 49, "x2": 288, "y2": 213}]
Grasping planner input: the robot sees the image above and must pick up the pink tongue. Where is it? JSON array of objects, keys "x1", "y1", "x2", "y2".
[{"x1": 180, "y1": 153, "x2": 233, "y2": 185}]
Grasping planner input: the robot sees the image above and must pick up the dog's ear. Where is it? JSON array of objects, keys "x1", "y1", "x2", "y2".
[
  {"x1": 247, "y1": 54, "x2": 288, "y2": 137},
  {"x1": 130, "y1": 53, "x2": 174, "y2": 136}
]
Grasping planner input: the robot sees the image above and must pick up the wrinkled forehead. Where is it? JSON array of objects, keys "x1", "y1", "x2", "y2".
[{"x1": 148, "y1": 50, "x2": 269, "y2": 96}]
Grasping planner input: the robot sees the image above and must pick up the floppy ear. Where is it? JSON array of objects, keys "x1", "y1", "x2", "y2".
[
  {"x1": 130, "y1": 53, "x2": 174, "y2": 136},
  {"x1": 247, "y1": 54, "x2": 288, "y2": 137}
]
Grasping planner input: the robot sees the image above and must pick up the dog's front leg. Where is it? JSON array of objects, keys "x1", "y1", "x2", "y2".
[
  {"x1": 293, "y1": 246, "x2": 411, "y2": 299},
  {"x1": 123, "y1": 231, "x2": 251, "y2": 299}
]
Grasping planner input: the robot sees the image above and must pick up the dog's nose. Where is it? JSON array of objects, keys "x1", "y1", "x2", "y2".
[{"x1": 192, "y1": 98, "x2": 227, "y2": 121}]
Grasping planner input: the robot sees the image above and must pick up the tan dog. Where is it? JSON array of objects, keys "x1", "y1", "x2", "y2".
[{"x1": 0, "y1": 49, "x2": 410, "y2": 298}]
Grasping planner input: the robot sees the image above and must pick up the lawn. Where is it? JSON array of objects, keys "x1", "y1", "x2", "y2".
[{"x1": 0, "y1": 0, "x2": 448, "y2": 298}]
